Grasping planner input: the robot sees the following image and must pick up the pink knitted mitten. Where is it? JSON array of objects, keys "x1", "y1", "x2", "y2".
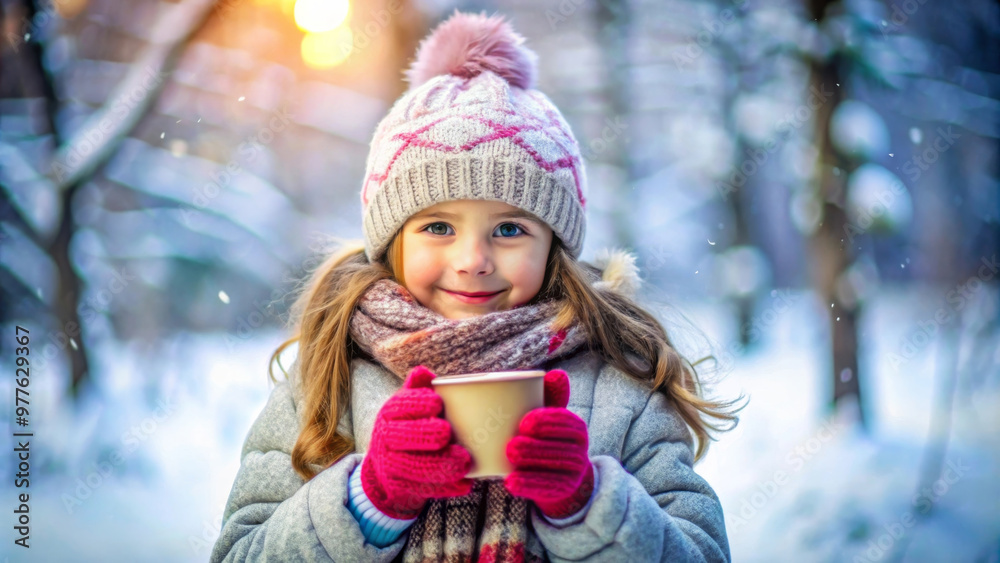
[
  {"x1": 360, "y1": 365, "x2": 474, "y2": 519},
  {"x1": 503, "y1": 369, "x2": 596, "y2": 519}
]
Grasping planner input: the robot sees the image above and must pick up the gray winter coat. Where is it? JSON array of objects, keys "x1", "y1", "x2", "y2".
[{"x1": 210, "y1": 349, "x2": 731, "y2": 562}]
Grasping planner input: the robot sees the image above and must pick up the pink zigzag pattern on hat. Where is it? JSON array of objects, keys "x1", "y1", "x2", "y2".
[{"x1": 363, "y1": 101, "x2": 585, "y2": 209}]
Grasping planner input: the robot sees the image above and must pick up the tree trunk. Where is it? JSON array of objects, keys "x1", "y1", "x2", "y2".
[
  {"x1": 592, "y1": 0, "x2": 637, "y2": 251},
  {"x1": 805, "y1": 0, "x2": 865, "y2": 426}
]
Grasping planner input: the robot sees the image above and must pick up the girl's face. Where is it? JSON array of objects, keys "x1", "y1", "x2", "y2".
[{"x1": 398, "y1": 199, "x2": 553, "y2": 320}]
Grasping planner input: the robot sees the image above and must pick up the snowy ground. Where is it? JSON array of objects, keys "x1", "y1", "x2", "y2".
[
  {"x1": 684, "y1": 285, "x2": 1000, "y2": 562},
  {"x1": 2, "y1": 285, "x2": 998, "y2": 562}
]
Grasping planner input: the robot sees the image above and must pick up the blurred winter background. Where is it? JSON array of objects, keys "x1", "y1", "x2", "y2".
[{"x1": 1, "y1": 0, "x2": 998, "y2": 560}]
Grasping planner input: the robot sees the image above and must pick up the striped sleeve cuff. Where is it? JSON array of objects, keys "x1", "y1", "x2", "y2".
[
  {"x1": 539, "y1": 462, "x2": 600, "y2": 527},
  {"x1": 346, "y1": 459, "x2": 418, "y2": 547}
]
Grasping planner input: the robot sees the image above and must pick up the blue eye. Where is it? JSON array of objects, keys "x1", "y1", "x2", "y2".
[
  {"x1": 495, "y1": 223, "x2": 525, "y2": 237},
  {"x1": 420, "y1": 222, "x2": 527, "y2": 237}
]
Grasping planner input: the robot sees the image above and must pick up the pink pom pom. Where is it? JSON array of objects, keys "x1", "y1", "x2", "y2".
[{"x1": 405, "y1": 11, "x2": 538, "y2": 90}]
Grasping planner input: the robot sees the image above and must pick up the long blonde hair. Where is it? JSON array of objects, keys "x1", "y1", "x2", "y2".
[{"x1": 269, "y1": 234, "x2": 744, "y2": 482}]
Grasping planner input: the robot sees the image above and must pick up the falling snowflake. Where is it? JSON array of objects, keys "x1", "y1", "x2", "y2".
[{"x1": 219, "y1": 291, "x2": 230, "y2": 304}]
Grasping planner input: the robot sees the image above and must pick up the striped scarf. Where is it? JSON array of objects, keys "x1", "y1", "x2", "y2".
[{"x1": 349, "y1": 278, "x2": 590, "y2": 562}]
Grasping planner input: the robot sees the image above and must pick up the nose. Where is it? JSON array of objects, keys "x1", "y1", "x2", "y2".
[{"x1": 451, "y1": 233, "x2": 494, "y2": 276}]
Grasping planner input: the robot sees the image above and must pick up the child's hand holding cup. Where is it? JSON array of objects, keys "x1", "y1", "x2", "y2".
[
  {"x1": 364, "y1": 364, "x2": 592, "y2": 521},
  {"x1": 435, "y1": 368, "x2": 595, "y2": 519},
  {"x1": 431, "y1": 369, "x2": 546, "y2": 478},
  {"x1": 361, "y1": 366, "x2": 476, "y2": 519}
]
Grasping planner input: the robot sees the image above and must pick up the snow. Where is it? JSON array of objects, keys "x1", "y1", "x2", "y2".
[
  {"x1": 685, "y1": 285, "x2": 1000, "y2": 561},
  {"x1": 2, "y1": 285, "x2": 997, "y2": 561},
  {"x1": 1, "y1": 328, "x2": 289, "y2": 561}
]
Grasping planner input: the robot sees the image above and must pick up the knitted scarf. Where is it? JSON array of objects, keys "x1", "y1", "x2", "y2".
[{"x1": 349, "y1": 278, "x2": 591, "y2": 563}]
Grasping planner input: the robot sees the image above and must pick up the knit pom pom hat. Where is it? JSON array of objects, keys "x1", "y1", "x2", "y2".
[{"x1": 360, "y1": 11, "x2": 588, "y2": 263}]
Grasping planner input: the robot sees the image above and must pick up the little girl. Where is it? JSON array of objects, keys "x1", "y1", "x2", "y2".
[{"x1": 211, "y1": 11, "x2": 739, "y2": 563}]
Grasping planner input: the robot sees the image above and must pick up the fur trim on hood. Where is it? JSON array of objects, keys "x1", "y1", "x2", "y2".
[{"x1": 592, "y1": 248, "x2": 642, "y2": 299}]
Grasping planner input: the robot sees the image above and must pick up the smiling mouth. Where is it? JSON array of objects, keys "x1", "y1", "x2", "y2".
[
  {"x1": 442, "y1": 288, "x2": 505, "y2": 303},
  {"x1": 446, "y1": 290, "x2": 503, "y2": 297}
]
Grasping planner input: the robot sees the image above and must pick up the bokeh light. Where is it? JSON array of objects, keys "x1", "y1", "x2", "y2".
[
  {"x1": 293, "y1": 0, "x2": 350, "y2": 33},
  {"x1": 301, "y1": 27, "x2": 353, "y2": 68}
]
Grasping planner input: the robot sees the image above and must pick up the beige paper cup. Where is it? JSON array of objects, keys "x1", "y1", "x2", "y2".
[{"x1": 431, "y1": 370, "x2": 545, "y2": 478}]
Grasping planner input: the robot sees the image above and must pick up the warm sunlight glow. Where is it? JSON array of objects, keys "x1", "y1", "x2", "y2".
[
  {"x1": 294, "y1": 0, "x2": 350, "y2": 33},
  {"x1": 256, "y1": 0, "x2": 297, "y2": 15},
  {"x1": 301, "y1": 27, "x2": 353, "y2": 68},
  {"x1": 53, "y1": 0, "x2": 87, "y2": 19}
]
